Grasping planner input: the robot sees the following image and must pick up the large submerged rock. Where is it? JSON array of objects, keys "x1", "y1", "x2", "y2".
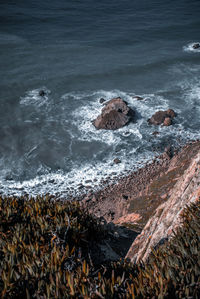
[
  {"x1": 148, "y1": 109, "x2": 176, "y2": 126},
  {"x1": 93, "y1": 97, "x2": 135, "y2": 130}
]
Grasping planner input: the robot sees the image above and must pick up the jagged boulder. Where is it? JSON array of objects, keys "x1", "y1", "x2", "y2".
[
  {"x1": 148, "y1": 109, "x2": 176, "y2": 126},
  {"x1": 93, "y1": 97, "x2": 135, "y2": 130}
]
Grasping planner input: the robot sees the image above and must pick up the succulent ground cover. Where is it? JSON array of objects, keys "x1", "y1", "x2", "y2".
[{"x1": 0, "y1": 196, "x2": 199, "y2": 298}]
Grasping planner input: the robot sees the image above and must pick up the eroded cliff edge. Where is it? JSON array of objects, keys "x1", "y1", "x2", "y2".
[
  {"x1": 82, "y1": 141, "x2": 200, "y2": 230},
  {"x1": 126, "y1": 145, "x2": 200, "y2": 262},
  {"x1": 81, "y1": 140, "x2": 200, "y2": 260}
]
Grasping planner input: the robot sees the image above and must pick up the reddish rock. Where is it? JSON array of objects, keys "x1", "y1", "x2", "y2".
[
  {"x1": 166, "y1": 109, "x2": 176, "y2": 118},
  {"x1": 116, "y1": 213, "x2": 141, "y2": 225},
  {"x1": 163, "y1": 117, "x2": 172, "y2": 126},
  {"x1": 148, "y1": 109, "x2": 176, "y2": 126},
  {"x1": 94, "y1": 110, "x2": 130, "y2": 130},
  {"x1": 93, "y1": 97, "x2": 135, "y2": 130},
  {"x1": 126, "y1": 150, "x2": 200, "y2": 262}
]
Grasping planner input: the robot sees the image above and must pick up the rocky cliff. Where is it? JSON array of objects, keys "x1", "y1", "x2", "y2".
[
  {"x1": 82, "y1": 141, "x2": 200, "y2": 231},
  {"x1": 126, "y1": 148, "x2": 200, "y2": 262}
]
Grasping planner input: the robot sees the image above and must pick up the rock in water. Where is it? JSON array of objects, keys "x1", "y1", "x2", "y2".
[
  {"x1": 148, "y1": 109, "x2": 176, "y2": 126},
  {"x1": 132, "y1": 96, "x2": 144, "y2": 101},
  {"x1": 113, "y1": 158, "x2": 121, "y2": 164},
  {"x1": 93, "y1": 97, "x2": 135, "y2": 130},
  {"x1": 99, "y1": 98, "x2": 106, "y2": 104},
  {"x1": 39, "y1": 90, "x2": 46, "y2": 97},
  {"x1": 192, "y1": 43, "x2": 200, "y2": 49},
  {"x1": 152, "y1": 131, "x2": 159, "y2": 136}
]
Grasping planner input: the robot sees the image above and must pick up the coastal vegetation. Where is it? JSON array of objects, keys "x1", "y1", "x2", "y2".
[{"x1": 0, "y1": 195, "x2": 199, "y2": 298}]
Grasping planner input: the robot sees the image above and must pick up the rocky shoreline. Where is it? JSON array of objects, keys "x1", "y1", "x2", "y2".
[{"x1": 79, "y1": 139, "x2": 200, "y2": 261}]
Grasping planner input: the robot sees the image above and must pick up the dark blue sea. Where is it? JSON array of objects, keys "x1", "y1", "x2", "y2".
[{"x1": 0, "y1": 0, "x2": 200, "y2": 197}]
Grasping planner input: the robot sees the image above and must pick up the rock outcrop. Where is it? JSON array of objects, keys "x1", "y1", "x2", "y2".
[
  {"x1": 148, "y1": 109, "x2": 176, "y2": 126},
  {"x1": 126, "y1": 149, "x2": 200, "y2": 262},
  {"x1": 93, "y1": 97, "x2": 135, "y2": 130},
  {"x1": 81, "y1": 141, "x2": 200, "y2": 230}
]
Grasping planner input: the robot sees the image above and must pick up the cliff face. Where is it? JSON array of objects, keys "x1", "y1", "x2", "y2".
[
  {"x1": 126, "y1": 150, "x2": 200, "y2": 262},
  {"x1": 82, "y1": 141, "x2": 200, "y2": 234}
]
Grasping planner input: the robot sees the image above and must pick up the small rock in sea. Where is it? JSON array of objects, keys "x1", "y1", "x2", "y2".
[
  {"x1": 99, "y1": 97, "x2": 106, "y2": 104},
  {"x1": 39, "y1": 90, "x2": 46, "y2": 97},
  {"x1": 114, "y1": 158, "x2": 121, "y2": 164},
  {"x1": 148, "y1": 109, "x2": 176, "y2": 126},
  {"x1": 85, "y1": 180, "x2": 92, "y2": 184},
  {"x1": 48, "y1": 179, "x2": 55, "y2": 184},
  {"x1": 192, "y1": 43, "x2": 200, "y2": 49},
  {"x1": 132, "y1": 96, "x2": 144, "y2": 101},
  {"x1": 5, "y1": 175, "x2": 13, "y2": 181},
  {"x1": 152, "y1": 131, "x2": 159, "y2": 136},
  {"x1": 78, "y1": 184, "x2": 84, "y2": 190},
  {"x1": 124, "y1": 131, "x2": 130, "y2": 135}
]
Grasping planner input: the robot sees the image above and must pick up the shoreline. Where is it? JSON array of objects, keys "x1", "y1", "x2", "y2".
[
  {"x1": 0, "y1": 139, "x2": 199, "y2": 266},
  {"x1": 80, "y1": 139, "x2": 200, "y2": 232}
]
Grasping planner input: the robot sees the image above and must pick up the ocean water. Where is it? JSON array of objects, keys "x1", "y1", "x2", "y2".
[{"x1": 0, "y1": 0, "x2": 200, "y2": 197}]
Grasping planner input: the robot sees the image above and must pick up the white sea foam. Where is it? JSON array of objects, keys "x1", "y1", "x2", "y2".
[
  {"x1": 0, "y1": 148, "x2": 155, "y2": 198},
  {"x1": 68, "y1": 90, "x2": 126, "y2": 146},
  {"x1": 183, "y1": 42, "x2": 200, "y2": 53},
  {"x1": 20, "y1": 88, "x2": 51, "y2": 108},
  {"x1": 185, "y1": 85, "x2": 200, "y2": 102},
  {"x1": 179, "y1": 80, "x2": 200, "y2": 106},
  {"x1": 69, "y1": 90, "x2": 170, "y2": 147},
  {"x1": 1, "y1": 88, "x2": 199, "y2": 199}
]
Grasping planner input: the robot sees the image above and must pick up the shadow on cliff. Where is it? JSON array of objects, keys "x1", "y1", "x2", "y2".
[{"x1": 89, "y1": 221, "x2": 139, "y2": 266}]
